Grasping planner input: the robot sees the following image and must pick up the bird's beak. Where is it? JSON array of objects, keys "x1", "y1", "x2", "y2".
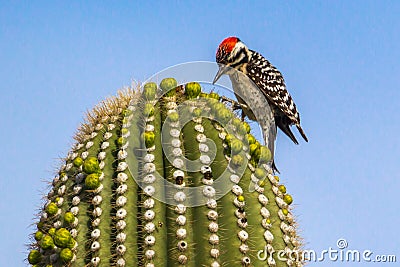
[{"x1": 212, "y1": 64, "x2": 228, "y2": 84}]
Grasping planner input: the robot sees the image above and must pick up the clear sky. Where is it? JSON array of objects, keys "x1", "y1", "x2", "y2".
[{"x1": 1, "y1": 1, "x2": 400, "y2": 266}]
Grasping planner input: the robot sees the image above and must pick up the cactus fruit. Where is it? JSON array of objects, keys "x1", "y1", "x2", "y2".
[{"x1": 27, "y1": 78, "x2": 303, "y2": 266}]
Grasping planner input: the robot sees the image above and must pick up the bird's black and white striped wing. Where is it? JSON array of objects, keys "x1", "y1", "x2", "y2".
[{"x1": 246, "y1": 51, "x2": 300, "y2": 124}]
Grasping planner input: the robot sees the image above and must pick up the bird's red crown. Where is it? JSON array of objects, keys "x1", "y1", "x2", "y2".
[{"x1": 216, "y1": 36, "x2": 240, "y2": 63}]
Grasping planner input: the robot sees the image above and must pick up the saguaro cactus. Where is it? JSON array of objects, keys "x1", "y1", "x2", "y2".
[{"x1": 27, "y1": 78, "x2": 303, "y2": 267}]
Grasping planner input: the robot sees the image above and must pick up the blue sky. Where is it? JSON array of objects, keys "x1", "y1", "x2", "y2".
[{"x1": 1, "y1": 1, "x2": 400, "y2": 266}]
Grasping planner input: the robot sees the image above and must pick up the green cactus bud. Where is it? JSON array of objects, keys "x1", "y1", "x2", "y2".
[
  {"x1": 54, "y1": 228, "x2": 72, "y2": 248},
  {"x1": 121, "y1": 128, "x2": 129, "y2": 135},
  {"x1": 224, "y1": 133, "x2": 233, "y2": 146},
  {"x1": 144, "y1": 131, "x2": 155, "y2": 147},
  {"x1": 259, "y1": 146, "x2": 272, "y2": 163},
  {"x1": 192, "y1": 107, "x2": 202, "y2": 117},
  {"x1": 232, "y1": 118, "x2": 242, "y2": 129},
  {"x1": 282, "y1": 208, "x2": 289, "y2": 216},
  {"x1": 122, "y1": 117, "x2": 129, "y2": 125},
  {"x1": 231, "y1": 154, "x2": 244, "y2": 166},
  {"x1": 40, "y1": 235, "x2": 54, "y2": 250},
  {"x1": 278, "y1": 185, "x2": 287, "y2": 194},
  {"x1": 284, "y1": 194, "x2": 293, "y2": 205},
  {"x1": 64, "y1": 212, "x2": 75, "y2": 224},
  {"x1": 210, "y1": 102, "x2": 225, "y2": 113},
  {"x1": 199, "y1": 92, "x2": 208, "y2": 98},
  {"x1": 207, "y1": 98, "x2": 219, "y2": 106},
  {"x1": 208, "y1": 92, "x2": 220, "y2": 100},
  {"x1": 236, "y1": 122, "x2": 248, "y2": 135},
  {"x1": 253, "y1": 147, "x2": 262, "y2": 160},
  {"x1": 37, "y1": 221, "x2": 44, "y2": 230},
  {"x1": 46, "y1": 202, "x2": 58, "y2": 216},
  {"x1": 160, "y1": 78, "x2": 177, "y2": 96},
  {"x1": 85, "y1": 173, "x2": 100, "y2": 190},
  {"x1": 218, "y1": 108, "x2": 232, "y2": 124},
  {"x1": 66, "y1": 237, "x2": 76, "y2": 249},
  {"x1": 249, "y1": 143, "x2": 260, "y2": 155},
  {"x1": 254, "y1": 168, "x2": 266, "y2": 179},
  {"x1": 143, "y1": 82, "x2": 157, "y2": 100},
  {"x1": 122, "y1": 108, "x2": 132, "y2": 117},
  {"x1": 72, "y1": 157, "x2": 83, "y2": 167},
  {"x1": 34, "y1": 231, "x2": 43, "y2": 241},
  {"x1": 274, "y1": 175, "x2": 280, "y2": 182},
  {"x1": 230, "y1": 138, "x2": 243, "y2": 155},
  {"x1": 237, "y1": 195, "x2": 245, "y2": 202},
  {"x1": 60, "y1": 248, "x2": 74, "y2": 262},
  {"x1": 185, "y1": 82, "x2": 201, "y2": 99},
  {"x1": 117, "y1": 137, "x2": 126, "y2": 147},
  {"x1": 28, "y1": 250, "x2": 42, "y2": 264},
  {"x1": 246, "y1": 133, "x2": 256, "y2": 145},
  {"x1": 168, "y1": 111, "x2": 179, "y2": 122},
  {"x1": 48, "y1": 228, "x2": 56, "y2": 236},
  {"x1": 243, "y1": 122, "x2": 250, "y2": 134},
  {"x1": 83, "y1": 157, "x2": 100, "y2": 174},
  {"x1": 143, "y1": 103, "x2": 155, "y2": 117}
]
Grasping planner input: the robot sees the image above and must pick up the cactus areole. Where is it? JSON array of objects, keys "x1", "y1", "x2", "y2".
[{"x1": 27, "y1": 78, "x2": 303, "y2": 266}]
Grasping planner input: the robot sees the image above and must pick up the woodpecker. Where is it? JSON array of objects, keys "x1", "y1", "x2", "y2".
[{"x1": 213, "y1": 36, "x2": 308, "y2": 145}]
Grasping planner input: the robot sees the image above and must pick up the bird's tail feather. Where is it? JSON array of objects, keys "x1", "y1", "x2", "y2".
[
  {"x1": 296, "y1": 125, "x2": 309, "y2": 142},
  {"x1": 277, "y1": 121, "x2": 299, "y2": 145}
]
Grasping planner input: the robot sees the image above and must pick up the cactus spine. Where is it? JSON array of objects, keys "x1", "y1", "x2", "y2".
[{"x1": 28, "y1": 78, "x2": 303, "y2": 266}]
